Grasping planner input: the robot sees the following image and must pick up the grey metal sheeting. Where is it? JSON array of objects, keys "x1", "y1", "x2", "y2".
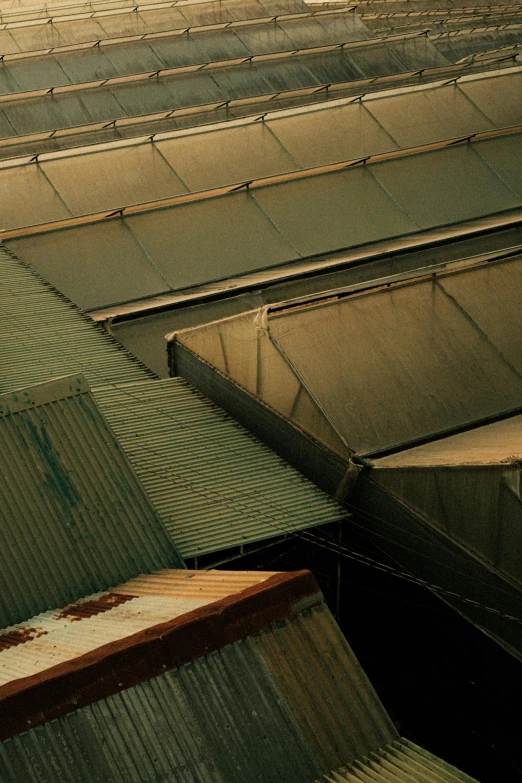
[
  {"x1": 0, "y1": 33, "x2": 450, "y2": 140},
  {"x1": 0, "y1": 246, "x2": 344, "y2": 557},
  {"x1": 0, "y1": 603, "x2": 398, "y2": 782},
  {"x1": 0, "y1": 68, "x2": 520, "y2": 231},
  {"x1": 174, "y1": 252, "x2": 522, "y2": 457},
  {"x1": 0, "y1": 10, "x2": 372, "y2": 94},
  {"x1": 0, "y1": 373, "x2": 181, "y2": 628},
  {"x1": 320, "y1": 738, "x2": 479, "y2": 782},
  {"x1": 0, "y1": 0, "x2": 309, "y2": 55},
  {"x1": 5, "y1": 132, "x2": 522, "y2": 311}
]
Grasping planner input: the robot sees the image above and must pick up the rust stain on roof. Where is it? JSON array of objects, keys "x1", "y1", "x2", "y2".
[
  {"x1": 0, "y1": 627, "x2": 48, "y2": 651},
  {"x1": 55, "y1": 593, "x2": 135, "y2": 622}
]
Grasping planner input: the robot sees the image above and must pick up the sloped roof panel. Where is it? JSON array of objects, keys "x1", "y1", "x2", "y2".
[
  {"x1": 371, "y1": 143, "x2": 520, "y2": 229},
  {"x1": 373, "y1": 414, "x2": 522, "y2": 468},
  {"x1": 268, "y1": 273, "x2": 522, "y2": 454},
  {"x1": 7, "y1": 221, "x2": 169, "y2": 310},
  {"x1": 459, "y1": 69, "x2": 522, "y2": 126},
  {"x1": 0, "y1": 374, "x2": 181, "y2": 628},
  {"x1": 0, "y1": 576, "x2": 399, "y2": 780},
  {"x1": 321, "y1": 739, "x2": 479, "y2": 783},
  {"x1": 0, "y1": 247, "x2": 344, "y2": 557},
  {"x1": 94, "y1": 378, "x2": 344, "y2": 557},
  {"x1": 5, "y1": 136, "x2": 522, "y2": 311}
]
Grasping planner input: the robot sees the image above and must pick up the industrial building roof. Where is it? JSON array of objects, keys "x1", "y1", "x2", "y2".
[
  {"x1": 1, "y1": 67, "x2": 520, "y2": 230},
  {"x1": 4, "y1": 130, "x2": 521, "y2": 311},
  {"x1": 0, "y1": 0, "x2": 308, "y2": 55},
  {"x1": 0, "y1": 567, "x2": 476, "y2": 782},
  {"x1": 0, "y1": 373, "x2": 181, "y2": 628},
  {"x1": 0, "y1": 8, "x2": 371, "y2": 93},
  {"x1": 0, "y1": 245, "x2": 344, "y2": 557},
  {"x1": 172, "y1": 251, "x2": 522, "y2": 458},
  {"x1": 320, "y1": 739, "x2": 479, "y2": 783},
  {"x1": 0, "y1": 568, "x2": 277, "y2": 688}
]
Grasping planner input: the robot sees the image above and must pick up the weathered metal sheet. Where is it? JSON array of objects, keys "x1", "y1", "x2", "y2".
[
  {"x1": 94, "y1": 377, "x2": 345, "y2": 557},
  {"x1": 0, "y1": 568, "x2": 275, "y2": 686},
  {"x1": 0, "y1": 246, "x2": 344, "y2": 558},
  {"x1": 0, "y1": 590, "x2": 406, "y2": 783},
  {"x1": 0, "y1": 374, "x2": 182, "y2": 627},
  {"x1": 320, "y1": 738, "x2": 479, "y2": 782}
]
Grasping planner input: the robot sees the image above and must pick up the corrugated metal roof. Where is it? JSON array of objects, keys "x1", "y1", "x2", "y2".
[
  {"x1": 2, "y1": 68, "x2": 520, "y2": 232},
  {"x1": 0, "y1": 588, "x2": 405, "y2": 782},
  {"x1": 0, "y1": 568, "x2": 276, "y2": 686},
  {"x1": 0, "y1": 373, "x2": 181, "y2": 628},
  {"x1": 94, "y1": 377, "x2": 344, "y2": 557},
  {"x1": 0, "y1": 246, "x2": 344, "y2": 557},
  {"x1": 320, "y1": 738, "x2": 479, "y2": 782}
]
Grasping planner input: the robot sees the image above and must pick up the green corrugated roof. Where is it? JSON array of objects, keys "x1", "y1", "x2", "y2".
[
  {"x1": 0, "y1": 245, "x2": 344, "y2": 558},
  {"x1": 0, "y1": 374, "x2": 181, "y2": 627}
]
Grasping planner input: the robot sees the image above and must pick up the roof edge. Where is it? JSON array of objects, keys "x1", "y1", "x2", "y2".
[
  {"x1": 0, "y1": 373, "x2": 88, "y2": 416},
  {"x1": 0, "y1": 569, "x2": 322, "y2": 740}
]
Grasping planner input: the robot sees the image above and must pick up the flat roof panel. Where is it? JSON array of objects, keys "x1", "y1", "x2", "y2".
[
  {"x1": 43, "y1": 144, "x2": 187, "y2": 215},
  {"x1": 371, "y1": 144, "x2": 521, "y2": 230},
  {"x1": 268, "y1": 102, "x2": 398, "y2": 168},
  {"x1": 459, "y1": 72, "x2": 522, "y2": 128},
  {"x1": 365, "y1": 84, "x2": 495, "y2": 148},
  {"x1": 0, "y1": 165, "x2": 71, "y2": 229}
]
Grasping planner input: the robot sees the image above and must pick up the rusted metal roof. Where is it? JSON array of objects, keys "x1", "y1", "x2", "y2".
[
  {"x1": 0, "y1": 570, "x2": 402, "y2": 781},
  {"x1": 0, "y1": 373, "x2": 182, "y2": 628},
  {"x1": 0, "y1": 568, "x2": 276, "y2": 686}
]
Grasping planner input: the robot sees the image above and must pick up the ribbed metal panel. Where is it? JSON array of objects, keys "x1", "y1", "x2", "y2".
[
  {"x1": 0, "y1": 246, "x2": 344, "y2": 558},
  {"x1": 255, "y1": 603, "x2": 397, "y2": 772},
  {"x1": 0, "y1": 375, "x2": 181, "y2": 627},
  {"x1": 0, "y1": 246, "x2": 151, "y2": 392},
  {"x1": 94, "y1": 378, "x2": 344, "y2": 557},
  {"x1": 320, "y1": 738, "x2": 480, "y2": 782},
  {"x1": 0, "y1": 602, "x2": 402, "y2": 783},
  {"x1": 0, "y1": 568, "x2": 275, "y2": 686}
]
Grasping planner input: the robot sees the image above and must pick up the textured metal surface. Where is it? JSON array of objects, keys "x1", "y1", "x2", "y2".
[
  {"x1": 94, "y1": 377, "x2": 344, "y2": 557},
  {"x1": 0, "y1": 246, "x2": 344, "y2": 558},
  {"x1": 0, "y1": 374, "x2": 181, "y2": 628},
  {"x1": 2, "y1": 69, "x2": 521, "y2": 231},
  {"x1": 0, "y1": 568, "x2": 275, "y2": 686},
  {"x1": 320, "y1": 738, "x2": 480, "y2": 782},
  {"x1": 0, "y1": 602, "x2": 407, "y2": 783}
]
